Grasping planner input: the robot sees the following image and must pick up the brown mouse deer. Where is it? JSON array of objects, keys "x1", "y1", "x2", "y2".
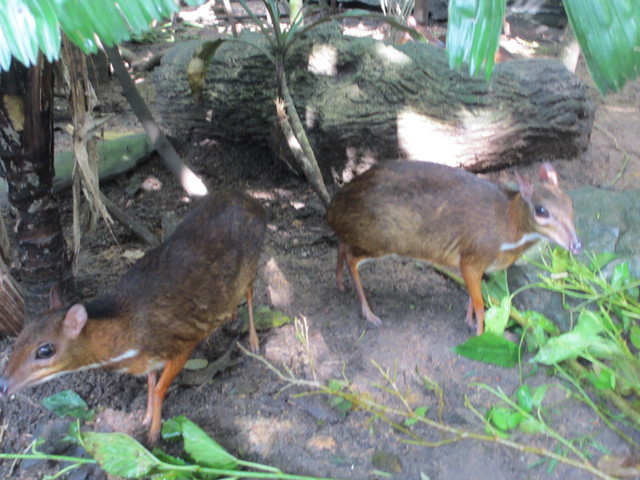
[
  {"x1": 327, "y1": 161, "x2": 581, "y2": 334},
  {"x1": 0, "y1": 191, "x2": 267, "y2": 443}
]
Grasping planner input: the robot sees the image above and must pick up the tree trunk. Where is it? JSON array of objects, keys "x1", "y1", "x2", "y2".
[
  {"x1": 0, "y1": 57, "x2": 74, "y2": 320},
  {"x1": 152, "y1": 25, "x2": 594, "y2": 183}
]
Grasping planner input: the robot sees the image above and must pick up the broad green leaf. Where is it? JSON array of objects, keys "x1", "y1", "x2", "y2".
[
  {"x1": 0, "y1": 25, "x2": 11, "y2": 70},
  {"x1": 574, "y1": 310, "x2": 605, "y2": 337},
  {"x1": 0, "y1": 0, "x2": 39, "y2": 67},
  {"x1": 0, "y1": 0, "x2": 207, "y2": 70},
  {"x1": 521, "y1": 310, "x2": 558, "y2": 335},
  {"x1": 550, "y1": 247, "x2": 570, "y2": 274},
  {"x1": 532, "y1": 332, "x2": 589, "y2": 364},
  {"x1": 564, "y1": 0, "x2": 640, "y2": 94},
  {"x1": 117, "y1": 1, "x2": 154, "y2": 35},
  {"x1": 41, "y1": 390, "x2": 94, "y2": 420},
  {"x1": 515, "y1": 385, "x2": 532, "y2": 413},
  {"x1": 446, "y1": 0, "x2": 504, "y2": 79},
  {"x1": 328, "y1": 379, "x2": 348, "y2": 392},
  {"x1": 588, "y1": 252, "x2": 618, "y2": 272},
  {"x1": 507, "y1": 411, "x2": 525, "y2": 430},
  {"x1": 22, "y1": 0, "x2": 61, "y2": 63},
  {"x1": 484, "y1": 296, "x2": 511, "y2": 335},
  {"x1": 530, "y1": 384, "x2": 549, "y2": 408},
  {"x1": 152, "y1": 449, "x2": 188, "y2": 465},
  {"x1": 518, "y1": 416, "x2": 546, "y2": 434},
  {"x1": 162, "y1": 416, "x2": 238, "y2": 470},
  {"x1": 587, "y1": 368, "x2": 615, "y2": 391},
  {"x1": 483, "y1": 270, "x2": 509, "y2": 300},
  {"x1": 238, "y1": 305, "x2": 292, "y2": 332},
  {"x1": 610, "y1": 261, "x2": 631, "y2": 290},
  {"x1": 82, "y1": 432, "x2": 159, "y2": 478},
  {"x1": 532, "y1": 329, "x2": 619, "y2": 364},
  {"x1": 404, "y1": 406, "x2": 428, "y2": 426},
  {"x1": 453, "y1": 332, "x2": 519, "y2": 367},
  {"x1": 487, "y1": 407, "x2": 518, "y2": 431}
]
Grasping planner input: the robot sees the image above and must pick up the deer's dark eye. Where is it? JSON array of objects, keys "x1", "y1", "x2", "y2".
[
  {"x1": 36, "y1": 343, "x2": 55, "y2": 360},
  {"x1": 534, "y1": 205, "x2": 549, "y2": 218}
]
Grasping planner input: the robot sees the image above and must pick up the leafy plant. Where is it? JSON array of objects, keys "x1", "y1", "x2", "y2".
[
  {"x1": 0, "y1": 390, "x2": 345, "y2": 480},
  {"x1": 0, "y1": 0, "x2": 207, "y2": 70},
  {"x1": 446, "y1": 0, "x2": 640, "y2": 94},
  {"x1": 242, "y1": 346, "x2": 617, "y2": 479},
  {"x1": 529, "y1": 247, "x2": 640, "y2": 399}
]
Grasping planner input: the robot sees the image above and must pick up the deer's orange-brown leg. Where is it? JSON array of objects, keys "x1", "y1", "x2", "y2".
[
  {"x1": 147, "y1": 345, "x2": 196, "y2": 444},
  {"x1": 143, "y1": 371, "x2": 158, "y2": 427},
  {"x1": 343, "y1": 246, "x2": 381, "y2": 326},
  {"x1": 246, "y1": 286, "x2": 259, "y2": 353},
  {"x1": 460, "y1": 262, "x2": 485, "y2": 335}
]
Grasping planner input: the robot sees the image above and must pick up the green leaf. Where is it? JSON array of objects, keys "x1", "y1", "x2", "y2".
[
  {"x1": 518, "y1": 416, "x2": 545, "y2": 434},
  {"x1": 530, "y1": 384, "x2": 549, "y2": 408},
  {"x1": 484, "y1": 296, "x2": 511, "y2": 335},
  {"x1": 238, "y1": 305, "x2": 292, "y2": 332},
  {"x1": 446, "y1": 0, "x2": 505, "y2": 79},
  {"x1": 630, "y1": 324, "x2": 640, "y2": 349},
  {"x1": 521, "y1": 310, "x2": 558, "y2": 335},
  {"x1": 22, "y1": 0, "x2": 61, "y2": 63},
  {"x1": 162, "y1": 416, "x2": 238, "y2": 470},
  {"x1": 487, "y1": 407, "x2": 512, "y2": 431},
  {"x1": 588, "y1": 252, "x2": 618, "y2": 272},
  {"x1": 574, "y1": 310, "x2": 605, "y2": 337},
  {"x1": 610, "y1": 262, "x2": 631, "y2": 290},
  {"x1": 515, "y1": 385, "x2": 533, "y2": 413},
  {"x1": 328, "y1": 379, "x2": 348, "y2": 392},
  {"x1": 453, "y1": 332, "x2": 519, "y2": 367},
  {"x1": 404, "y1": 406, "x2": 428, "y2": 426},
  {"x1": 587, "y1": 368, "x2": 616, "y2": 391},
  {"x1": 151, "y1": 448, "x2": 191, "y2": 471},
  {"x1": 550, "y1": 247, "x2": 570, "y2": 274},
  {"x1": 41, "y1": 390, "x2": 94, "y2": 420},
  {"x1": 0, "y1": 0, "x2": 208, "y2": 70},
  {"x1": 0, "y1": 0, "x2": 39, "y2": 68},
  {"x1": 532, "y1": 332, "x2": 588, "y2": 364},
  {"x1": 82, "y1": 432, "x2": 159, "y2": 478},
  {"x1": 563, "y1": 0, "x2": 640, "y2": 94}
]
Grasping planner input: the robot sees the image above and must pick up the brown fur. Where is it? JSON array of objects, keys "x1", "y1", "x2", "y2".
[
  {"x1": 0, "y1": 191, "x2": 267, "y2": 442},
  {"x1": 327, "y1": 161, "x2": 581, "y2": 332}
]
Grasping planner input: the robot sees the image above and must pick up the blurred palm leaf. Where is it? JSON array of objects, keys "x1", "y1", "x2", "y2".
[
  {"x1": 0, "y1": 0, "x2": 206, "y2": 71},
  {"x1": 447, "y1": 0, "x2": 640, "y2": 94},
  {"x1": 563, "y1": 0, "x2": 640, "y2": 94},
  {"x1": 447, "y1": 0, "x2": 504, "y2": 80}
]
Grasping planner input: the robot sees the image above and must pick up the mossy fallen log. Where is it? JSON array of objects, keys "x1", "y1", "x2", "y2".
[{"x1": 152, "y1": 24, "x2": 594, "y2": 183}]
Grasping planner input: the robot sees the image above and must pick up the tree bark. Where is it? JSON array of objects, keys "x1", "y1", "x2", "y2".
[
  {"x1": 152, "y1": 25, "x2": 594, "y2": 183},
  {"x1": 0, "y1": 57, "x2": 74, "y2": 320}
]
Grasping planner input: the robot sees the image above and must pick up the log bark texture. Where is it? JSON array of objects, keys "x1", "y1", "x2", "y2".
[{"x1": 151, "y1": 25, "x2": 595, "y2": 183}]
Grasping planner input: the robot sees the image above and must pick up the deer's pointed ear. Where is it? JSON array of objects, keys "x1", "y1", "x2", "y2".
[
  {"x1": 63, "y1": 305, "x2": 88, "y2": 339},
  {"x1": 515, "y1": 172, "x2": 533, "y2": 202},
  {"x1": 539, "y1": 163, "x2": 558, "y2": 186},
  {"x1": 49, "y1": 285, "x2": 64, "y2": 310}
]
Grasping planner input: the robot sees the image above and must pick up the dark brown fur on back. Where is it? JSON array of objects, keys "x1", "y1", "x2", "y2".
[
  {"x1": 105, "y1": 191, "x2": 267, "y2": 358},
  {"x1": 327, "y1": 162, "x2": 513, "y2": 268}
]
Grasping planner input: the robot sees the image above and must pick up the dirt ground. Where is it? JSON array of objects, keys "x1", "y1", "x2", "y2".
[{"x1": 1, "y1": 3, "x2": 639, "y2": 480}]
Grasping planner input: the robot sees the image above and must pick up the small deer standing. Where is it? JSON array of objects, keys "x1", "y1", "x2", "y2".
[
  {"x1": 327, "y1": 161, "x2": 581, "y2": 334},
  {"x1": 0, "y1": 191, "x2": 267, "y2": 443}
]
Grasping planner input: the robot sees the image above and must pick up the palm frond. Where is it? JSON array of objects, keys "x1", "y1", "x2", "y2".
[
  {"x1": 446, "y1": 0, "x2": 505, "y2": 79},
  {"x1": 563, "y1": 0, "x2": 640, "y2": 94},
  {"x1": 0, "y1": 0, "x2": 206, "y2": 71}
]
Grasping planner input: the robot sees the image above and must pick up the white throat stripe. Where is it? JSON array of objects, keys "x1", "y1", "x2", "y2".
[{"x1": 500, "y1": 233, "x2": 546, "y2": 252}]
